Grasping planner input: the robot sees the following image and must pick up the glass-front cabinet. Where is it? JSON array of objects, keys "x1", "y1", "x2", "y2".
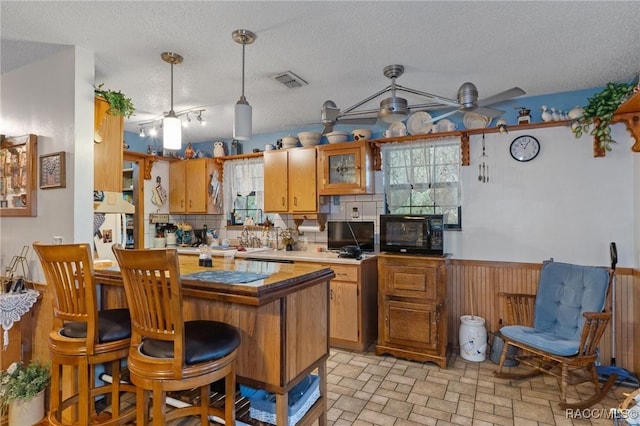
[
  {"x1": 0, "y1": 134, "x2": 37, "y2": 217},
  {"x1": 317, "y1": 141, "x2": 374, "y2": 195}
]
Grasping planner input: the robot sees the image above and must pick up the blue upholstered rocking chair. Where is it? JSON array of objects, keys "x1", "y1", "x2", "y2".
[{"x1": 495, "y1": 259, "x2": 616, "y2": 409}]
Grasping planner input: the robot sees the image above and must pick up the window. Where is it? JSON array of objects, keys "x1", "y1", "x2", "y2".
[
  {"x1": 381, "y1": 138, "x2": 462, "y2": 228},
  {"x1": 222, "y1": 157, "x2": 264, "y2": 225}
]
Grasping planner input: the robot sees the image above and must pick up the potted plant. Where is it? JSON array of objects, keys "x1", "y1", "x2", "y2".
[
  {"x1": 94, "y1": 83, "x2": 135, "y2": 118},
  {"x1": 279, "y1": 228, "x2": 298, "y2": 251},
  {"x1": 571, "y1": 81, "x2": 634, "y2": 151},
  {"x1": 0, "y1": 361, "x2": 51, "y2": 425}
]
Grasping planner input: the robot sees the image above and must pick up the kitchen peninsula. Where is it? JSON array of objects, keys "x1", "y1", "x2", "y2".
[{"x1": 95, "y1": 254, "x2": 334, "y2": 426}]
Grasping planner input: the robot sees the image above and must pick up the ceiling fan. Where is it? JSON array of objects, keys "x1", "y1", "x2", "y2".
[{"x1": 321, "y1": 64, "x2": 525, "y2": 134}]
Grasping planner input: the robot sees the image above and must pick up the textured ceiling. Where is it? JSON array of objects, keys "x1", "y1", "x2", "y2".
[{"x1": 2, "y1": 1, "x2": 639, "y2": 142}]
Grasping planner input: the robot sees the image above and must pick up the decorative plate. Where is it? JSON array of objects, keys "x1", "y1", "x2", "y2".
[
  {"x1": 407, "y1": 111, "x2": 433, "y2": 135},
  {"x1": 386, "y1": 122, "x2": 408, "y2": 137},
  {"x1": 463, "y1": 112, "x2": 492, "y2": 129},
  {"x1": 436, "y1": 119, "x2": 455, "y2": 132}
]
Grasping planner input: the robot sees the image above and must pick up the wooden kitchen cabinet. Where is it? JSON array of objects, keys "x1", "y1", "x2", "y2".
[
  {"x1": 169, "y1": 158, "x2": 219, "y2": 214},
  {"x1": 303, "y1": 259, "x2": 377, "y2": 352},
  {"x1": 94, "y1": 97, "x2": 124, "y2": 192},
  {"x1": 264, "y1": 147, "x2": 319, "y2": 213},
  {"x1": 263, "y1": 150, "x2": 288, "y2": 212},
  {"x1": 317, "y1": 141, "x2": 374, "y2": 195},
  {"x1": 376, "y1": 253, "x2": 448, "y2": 368}
]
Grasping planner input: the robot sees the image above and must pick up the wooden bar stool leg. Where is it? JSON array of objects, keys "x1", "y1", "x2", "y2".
[{"x1": 225, "y1": 367, "x2": 236, "y2": 425}]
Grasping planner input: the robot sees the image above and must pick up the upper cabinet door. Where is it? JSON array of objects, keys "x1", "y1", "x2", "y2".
[
  {"x1": 169, "y1": 160, "x2": 187, "y2": 213},
  {"x1": 318, "y1": 141, "x2": 374, "y2": 195},
  {"x1": 288, "y1": 148, "x2": 317, "y2": 212},
  {"x1": 263, "y1": 150, "x2": 288, "y2": 212},
  {"x1": 94, "y1": 97, "x2": 124, "y2": 192}
]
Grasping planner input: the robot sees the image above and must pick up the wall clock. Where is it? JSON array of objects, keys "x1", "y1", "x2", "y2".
[{"x1": 510, "y1": 135, "x2": 540, "y2": 162}]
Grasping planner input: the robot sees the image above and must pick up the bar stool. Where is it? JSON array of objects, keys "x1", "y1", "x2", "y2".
[
  {"x1": 112, "y1": 245, "x2": 240, "y2": 425},
  {"x1": 33, "y1": 241, "x2": 136, "y2": 425}
]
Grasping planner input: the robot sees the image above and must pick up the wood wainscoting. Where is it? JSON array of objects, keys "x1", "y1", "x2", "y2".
[
  {"x1": 30, "y1": 260, "x2": 639, "y2": 377},
  {"x1": 447, "y1": 259, "x2": 638, "y2": 376}
]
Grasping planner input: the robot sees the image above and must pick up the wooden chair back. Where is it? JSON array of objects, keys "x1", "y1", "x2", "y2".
[
  {"x1": 112, "y1": 245, "x2": 186, "y2": 372},
  {"x1": 32, "y1": 241, "x2": 100, "y2": 352}
]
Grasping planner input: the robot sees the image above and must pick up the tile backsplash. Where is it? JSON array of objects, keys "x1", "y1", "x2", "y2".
[{"x1": 150, "y1": 193, "x2": 385, "y2": 251}]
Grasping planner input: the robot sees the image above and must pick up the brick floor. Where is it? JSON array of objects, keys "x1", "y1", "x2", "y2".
[{"x1": 34, "y1": 348, "x2": 635, "y2": 425}]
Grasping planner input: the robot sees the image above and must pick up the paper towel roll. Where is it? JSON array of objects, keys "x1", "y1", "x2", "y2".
[{"x1": 298, "y1": 225, "x2": 322, "y2": 234}]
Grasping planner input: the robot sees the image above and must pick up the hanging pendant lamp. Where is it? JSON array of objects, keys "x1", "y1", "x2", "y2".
[
  {"x1": 161, "y1": 52, "x2": 183, "y2": 150},
  {"x1": 232, "y1": 29, "x2": 256, "y2": 141}
]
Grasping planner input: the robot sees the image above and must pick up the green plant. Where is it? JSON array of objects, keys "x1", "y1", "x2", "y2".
[
  {"x1": 0, "y1": 361, "x2": 50, "y2": 417},
  {"x1": 94, "y1": 83, "x2": 136, "y2": 118},
  {"x1": 572, "y1": 82, "x2": 634, "y2": 151}
]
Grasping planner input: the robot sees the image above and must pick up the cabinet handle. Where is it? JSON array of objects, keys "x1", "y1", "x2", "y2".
[
  {"x1": 189, "y1": 200, "x2": 192, "y2": 208},
  {"x1": 281, "y1": 197, "x2": 285, "y2": 207},
  {"x1": 330, "y1": 289, "x2": 333, "y2": 300},
  {"x1": 181, "y1": 200, "x2": 184, "y2": 208},
  {"x1": 293, "y1": 196, "x2": 297, "y2": 206}
]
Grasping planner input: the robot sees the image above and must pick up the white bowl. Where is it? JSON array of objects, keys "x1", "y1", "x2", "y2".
[
  {"x1": 352, "y1": 128, "x2": 372, "y2": 141},
  {"x1": 297, "y1": 131, "x2": 322, "y2": 147},
  {"x1": 281, "y1": 135, "x2": 298, "y2": 148},
  {"x1": 325, "y1": 131, "x2": 349, "y2": 144}
]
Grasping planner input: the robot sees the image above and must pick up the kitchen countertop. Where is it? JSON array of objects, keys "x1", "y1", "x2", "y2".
[{"x1": 176, "y1": 246, "x2": 378, "y2": 264}]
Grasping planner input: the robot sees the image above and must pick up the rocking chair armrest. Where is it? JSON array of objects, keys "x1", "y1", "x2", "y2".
[
  {"x1": 578, "y1": 311, "x2": 612, "y2": 356},
  {"x1": 498, "y1": 292, "x2": 536, "y2": 327}
]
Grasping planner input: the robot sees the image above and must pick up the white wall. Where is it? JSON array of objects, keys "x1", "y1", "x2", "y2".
[
  {"x1": 449, "y1": 124, "x2": 634, "y2": 267},
  {"x1": 1, "y1": 47, "x2": 94, "y2": 282}
]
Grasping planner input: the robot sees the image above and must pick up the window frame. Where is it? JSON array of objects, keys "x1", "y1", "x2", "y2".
[{"x1": 381, "y1": 139, "x2": 462, "y2": 229}]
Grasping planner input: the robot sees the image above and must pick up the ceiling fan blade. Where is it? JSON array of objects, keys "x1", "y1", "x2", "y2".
[
  {"x1": 472, "y1": 106, "x2": 505, "y2": 118},
  {"x1": 338, "y1": 117, "x2": 378, "y2": 125},
  {"x1": 477, "y1": 87, "x2": 526, "y2": 107}
]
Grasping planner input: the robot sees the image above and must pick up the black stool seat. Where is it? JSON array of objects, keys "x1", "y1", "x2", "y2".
[
  {"x1": 141, "y1": 320, "x2": 241, "y2": 365},
  {"x1": 62, "y1": 308, "x2": 132, "y2": 342}
]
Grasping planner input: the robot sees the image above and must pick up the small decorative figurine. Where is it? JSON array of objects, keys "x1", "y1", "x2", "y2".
[
  {"x1": 516, "y1": 107, "x2": 531, "y2": 124},
  {"x1": 213, "y1": 141, "x2": 225, "y2": 157},
  {"x1": 184, "y1": 143, "x2": 195, "y2": 159}
]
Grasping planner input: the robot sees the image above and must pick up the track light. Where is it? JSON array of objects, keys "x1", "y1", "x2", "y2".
[
  {"x1": 136, "y1": 109, "x2": 205, "y2": 138},
  {"x1": 197, "y1": 111, "x2": 206, "y2": 126},
  {"x1": 232, "y1": 29, "x2": 256, "y2": 141},
  {"x1": 161, "y1": 51, "x2": 183, "y2": 150}
]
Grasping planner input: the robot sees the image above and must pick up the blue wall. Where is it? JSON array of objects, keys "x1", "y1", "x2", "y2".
[{"x1": 124, "y1": 86, "x2": 603, "y2": 158}]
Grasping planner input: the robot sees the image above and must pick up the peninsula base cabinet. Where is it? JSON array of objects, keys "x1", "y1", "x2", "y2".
[
  {"x1": 300, "y1": 258, "x2": 378, "y2": 352},
  {"x1": 376, "y1": 254, "x2": 448, "y2": 368}
]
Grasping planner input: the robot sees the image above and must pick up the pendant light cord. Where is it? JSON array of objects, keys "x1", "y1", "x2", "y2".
[
  {"x1": 241, "y1": 43, "x2": 246, "y2": 100},
  {"x1": 170, "y1": 60, "x2": 175, "y2": 114}
]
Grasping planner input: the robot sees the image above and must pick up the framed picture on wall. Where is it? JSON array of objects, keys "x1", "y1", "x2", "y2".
[{"x1": 39, "y1": 151, "x2": 66, "y2": 189}]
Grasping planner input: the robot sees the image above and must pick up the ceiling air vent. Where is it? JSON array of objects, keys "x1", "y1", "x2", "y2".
[{"x1": 271, "y1": 71, "x2": 308, "y2": 89}]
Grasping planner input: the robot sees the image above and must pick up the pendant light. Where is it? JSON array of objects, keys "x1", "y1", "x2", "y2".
[
  {"x1": 232, "y1": 29, "x2": 256, "y2": 141},
  {"x1": 161, "y1": 52, "x2": 183, "y2": 150}
]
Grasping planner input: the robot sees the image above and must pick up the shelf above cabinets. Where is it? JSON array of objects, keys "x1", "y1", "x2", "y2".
[
  {"x1": 612, "y1": 91, "x2": 640, "y2": 152},
  {"x1": 369, "y1": 120, "x2": 573, "y2": 168}
]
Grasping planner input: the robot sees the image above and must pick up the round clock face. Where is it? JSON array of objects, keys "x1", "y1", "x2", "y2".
[{"x1": 510, "y1": 135, "x2": 540, "y2": 162}]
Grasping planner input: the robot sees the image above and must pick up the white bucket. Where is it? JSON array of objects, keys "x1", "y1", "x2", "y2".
[{"x1": 459, "y1": 315, "x2": 487, "y2": 362}]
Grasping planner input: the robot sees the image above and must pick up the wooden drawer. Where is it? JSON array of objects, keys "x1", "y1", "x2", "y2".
[
  {"x1": 324, "y1": 264, "x2": 358, "y2": 282},
  {"x1": 383, "y1": 264, "x2": 438, "y2": 299}
]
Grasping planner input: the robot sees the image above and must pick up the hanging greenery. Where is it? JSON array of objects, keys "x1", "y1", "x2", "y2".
[
  {"x1": 94, "y1": 83, "x2": 135, "y2": 118},
  {"x1": 571, "y1": 82, "x2": 634, "y2": 151}
]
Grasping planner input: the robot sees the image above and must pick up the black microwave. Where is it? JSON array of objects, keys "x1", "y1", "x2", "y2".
[{"x1": 379, "y1": 214, "x2": 444, "y2": 255}]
